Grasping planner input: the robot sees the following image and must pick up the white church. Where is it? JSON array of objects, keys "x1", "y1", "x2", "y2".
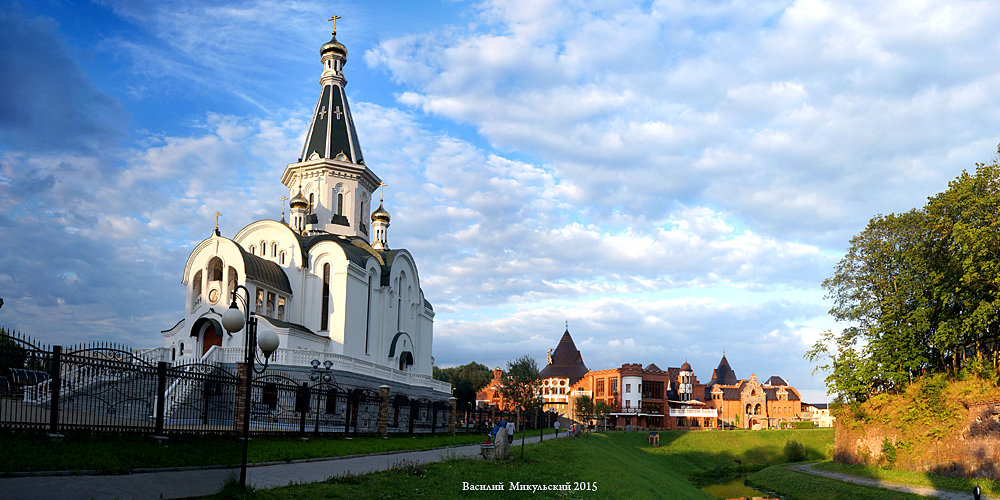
[{"x1": 161, "y1": 24, "x2": 448, "y2": 395}]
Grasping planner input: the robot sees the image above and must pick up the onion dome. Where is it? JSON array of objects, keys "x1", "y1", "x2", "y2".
[
  {"x1": 290, "y1": 191, "x2": 309, "y2": 209},
  {"x1": 680, "y1": 360, "x2": 692, "y2": 371},
  {"x1": 321, "y1": 34, "x2": 347, "y2": 57},
  {"x1": 371, "y1": 202, "x2": 390, "y2": 223}
]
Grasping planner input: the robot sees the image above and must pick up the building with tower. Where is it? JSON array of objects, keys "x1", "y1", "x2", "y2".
[
  {"x1": 538, "y1": 326, "x2": 589, "y2": 413},
  {"x1": 160, "y1": 22, "x2": 448, "y2": 395}
]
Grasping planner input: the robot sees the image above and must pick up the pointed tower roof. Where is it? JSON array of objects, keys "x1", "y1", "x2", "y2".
[
  {"x1": 539, "y1": 327, "x2": 589, "y2": 384},
  {"x1": 708, "y1": 354, "x2": 738, "y2": 386},
  {"x1": 298, "y1": 26, "x2": 364, "y2": 165}
]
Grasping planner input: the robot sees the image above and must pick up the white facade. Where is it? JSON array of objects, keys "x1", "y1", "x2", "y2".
[
  {"x1": 161, "y1": 28, "x2": 438, "y2": 387},
  {"x1": 622, "y1": 375, "x2": 642, "y2": 411}
]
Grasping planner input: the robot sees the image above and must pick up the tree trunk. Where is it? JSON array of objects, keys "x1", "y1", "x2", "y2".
[{"x1": 520, "y1": 414, "x2": 526, "y2": 458}]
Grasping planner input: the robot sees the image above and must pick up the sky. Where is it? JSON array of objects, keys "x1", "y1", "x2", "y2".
[{"x1": 2, "y1": 0, "x2": 1000, "y2": 404}]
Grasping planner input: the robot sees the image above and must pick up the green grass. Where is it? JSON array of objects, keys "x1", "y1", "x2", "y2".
[
  {"x1": 748, "y1": 465, "x2": 928, "y2": 500},
  {"x1": 0, "y1": 430, "x2": 554, "y2": 474},
  {"x1": 206, "y1": 429, "x2": 836, "y2": 499},
  {"x1": 814, "y1": 461, "x2": 999, "y2": 496}
]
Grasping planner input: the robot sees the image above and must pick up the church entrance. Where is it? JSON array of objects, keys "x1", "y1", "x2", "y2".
[{"x1": 202, "y1": 324, "x2": 222, "y2": 355}]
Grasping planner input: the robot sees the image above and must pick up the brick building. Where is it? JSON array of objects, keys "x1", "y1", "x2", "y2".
[
  {"x1": 538, "y1": 327, "x2": 589, "y2": 413},
  {"x1": 563, "y1": 354, "x2": 803, "y2": 430}
]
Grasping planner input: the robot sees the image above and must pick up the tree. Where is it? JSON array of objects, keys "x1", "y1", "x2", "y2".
[
  {"x1": 808, "y1": 153, "x2": 1000, "y2": 402},
  {"x1": 498, "y1": 355, "x2": 541, "y2": 458},
  {"x1": 433, "y1": 362, "x2": 492, "y2": 412},
  {"x1": 594, "y1": 400, "x2": 612, "y2": 431},
  {"x1": 574, "y1": 394, "x2": 595, "y2": 431}
]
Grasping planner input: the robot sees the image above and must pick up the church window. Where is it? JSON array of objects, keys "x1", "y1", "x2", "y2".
[
  {"x1": 260, "y1": 241, "x2": 266, "y2": 255},
  {"x1": 337, "y1": 193, "x2": 343, "y2": 215},
  {"x1": 267, "y1": 291, "x2": 276, "y2": 316},
  {"x1": 397, "y1": 296, "x2": 402, "y2": 331},
  {"x1": 227, "y1": 267, "x2": 238, "y2": 301},
  {"x1": 321, "y1": 263, "x2": 330, "y2": 331},
  {"x1": 279, "y1": 251, "x2": 286, "y2": 265},
  {"x1": 249, "y1": 245, "x2": 255, "y2": 255},
  {"x1": 208, "y1": 257, "x2": 223, "y2": 282},
  {"x1": 255, "y1": 288, "x2": 264, "y2": 314},
  {"x1": 277, "y1": 297, "x2": 285, "y2": 320},
  {"x1": 179, "y1": 342, "x2": 185, "y2": 356},
  {"x1": 271, "y1": 242, "x2": 277, "y2": 257},
  {"x1": 309, "y1": 193, "x2": 314, "y2": 210},
  {"x1": 191, "y1": 270, "x2": 203, "y2": 309}
]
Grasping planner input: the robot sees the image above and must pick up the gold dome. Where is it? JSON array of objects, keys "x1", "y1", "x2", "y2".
[{"x1": 371, "y1": 202, "x2": 390, "y2": 223}]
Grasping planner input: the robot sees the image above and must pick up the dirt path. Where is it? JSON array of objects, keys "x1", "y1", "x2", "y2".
[{"x1": 789, "y1": 462, "x2": 989, "y2": 500}]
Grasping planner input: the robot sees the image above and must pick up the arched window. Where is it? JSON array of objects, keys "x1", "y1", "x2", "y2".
[
  {"x1": 227, "y1": 267, "x2": 238, "y2": 301},
  {"x1": 337, "y1": 193, "x2": 343, "y2": 215},
  {"x1": 271, "y1": 242, "x2": 277, "y2": 257},
  {"x1": 321, "y1": 263, "x2": 330, "y2": 331},
  {"x1": 207, "y1": 257, "x2": 223, "y2": 282},
  {"x1": 279, "y1": 251, "x2": 286, "y2": 265},
  {"x1": 179, "y1": 342, "x2": 185, "y2": 356},
  {"x1": 249, "y1": 245, "x2": 255, "y2": 255},
  {"x1": 745, "y1": 404, "x2": 752, "y2": 415},
  {"x1": 191, "y1": 270, "x2": 202, "y2": 308},
  {"x1": 309, "y1": 193, "x2": 314, "y2": 210}
]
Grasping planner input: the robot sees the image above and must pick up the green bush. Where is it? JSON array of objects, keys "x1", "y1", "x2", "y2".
[
  {"x1": 783, "y1": 440, "x2": 807, "y2": 462},
  {"x1": 789, "y1": 421, "x2": 815, "y2": 429},
  {"x1": 881, "y1": 437, "x2": 896, "y2": 465}
]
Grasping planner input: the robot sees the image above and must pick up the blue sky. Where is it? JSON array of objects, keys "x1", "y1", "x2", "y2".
[{"x1": 3, "y1": 0, "x2": 1000, "y2": 403}]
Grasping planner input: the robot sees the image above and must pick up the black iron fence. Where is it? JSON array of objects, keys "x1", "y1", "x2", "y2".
[{"x1": 0, "y1": 329, "x2": 453, "y2": 437}]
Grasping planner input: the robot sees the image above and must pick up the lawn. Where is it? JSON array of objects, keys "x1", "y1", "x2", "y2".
[
  {"x1": 813, "y1": 461, "x2": 999, "y2": 496},
  {"x1": 0, "y1": 430, "x2": 550, "y2": 474},
  {"x1": 221, "y1": 429, "x2": 838, "y2": 499},
  {"x1": 748, "y1": 465, "x2": 928, "y2": 500}
]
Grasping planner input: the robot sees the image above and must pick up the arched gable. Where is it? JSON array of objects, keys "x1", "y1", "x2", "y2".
[{"x1": 234, "y1": 220, "x2": 303, "y2": 268}]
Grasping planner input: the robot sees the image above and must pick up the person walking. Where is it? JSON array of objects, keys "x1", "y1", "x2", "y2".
[
  {"x1": 506, "y1": 419, "x2": 515, "y2": 444},
  {"x1": 554, "y1": 420, "x2": 560, "y2": 436},
  {"x1": 974, "y1": 482, "x2": 981, "y2": 500}
]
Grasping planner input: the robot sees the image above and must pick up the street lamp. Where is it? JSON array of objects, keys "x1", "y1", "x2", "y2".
[{"x1": 221, "y1": 285, "x2": 280, "y2": 494}]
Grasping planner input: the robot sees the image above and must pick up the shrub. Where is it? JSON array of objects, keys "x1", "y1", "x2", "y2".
[
  {"x1": 783, "y1": 440, "x2": 807, "y2": 462},
  {"x1": 881, "y1": 437, "x2": 896, "y2": 466}
]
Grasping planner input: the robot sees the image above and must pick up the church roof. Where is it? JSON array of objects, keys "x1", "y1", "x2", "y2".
[
  {"x1": 765, "y1": 375, "x2": 788, "y2": 386},
  {"x1": 539, "y1": 329, "x2": 589, "y2": 384},
  {"x1": 239, "y1": 247, "x2": 292, "y2": 294},
  {"x1": 708, "y1": 354, "x2": 738, "y2": 386},
  {"x1": 299, "y1": 36, "x2": 364, "y2": 165}
]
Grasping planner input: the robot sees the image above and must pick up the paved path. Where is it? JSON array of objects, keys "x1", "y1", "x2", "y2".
[
  {"x1": 0, "y1": 433, "x2": 565, "y2": 500},
  {"x1": 789, "y1": 463, "x2": 991, "y2": 500}
]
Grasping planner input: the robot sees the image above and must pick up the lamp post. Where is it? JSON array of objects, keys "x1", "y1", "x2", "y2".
[
  {"x1": 309, "y1": 360, "x2": 335, "y2": 434},
  {"x1": 221, "y1": 285, "x2": 280, "y2": 494}
]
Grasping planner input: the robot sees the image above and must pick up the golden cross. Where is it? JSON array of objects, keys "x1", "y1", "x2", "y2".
[
  {"x1": 328, "y1": 15, "x2": 341, "y2": 34},
  {"x1": 378, "y1": 182, "x2": 387, "y2": 204},
  {"x1": 213, "y1": 211, "x2": 222, "y2": 230},
  {"x1": 280, "y1": 195, "x2": 288, "y2": 218}
]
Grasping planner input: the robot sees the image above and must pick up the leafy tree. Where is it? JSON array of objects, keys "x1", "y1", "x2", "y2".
[
  {"x1": 808, "y1": 153, "x2": 1000, "y2": 402},
  {"x1": 574, "y1": 394, "x2": 595, "y2": 430},
  {"x1": 498, "y1": 355, "x2": 541, "y2": 458},
  {"x1": 432, "y1": 362, "x2": 492, "y2": 411},
  {"x1": 0, "y1": 328, "x2": 27, "y2": 378},
  {"x1": 594, "y1": 400, "x2": 613, "y2": 431}
]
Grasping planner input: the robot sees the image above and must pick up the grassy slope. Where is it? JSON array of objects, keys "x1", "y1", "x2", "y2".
[
  {"x1": 748, "y1": 466, "x2": 928, "y2": 500},
  {"x1": 814, "y1": 461, "x2": 1000, "y2": 496},
  {"x1": 0, "y1": 431, "x2": 549, "y2": 474},
  {"x1": 242, "y1": 429, "x2": 835, "y2": 500}
]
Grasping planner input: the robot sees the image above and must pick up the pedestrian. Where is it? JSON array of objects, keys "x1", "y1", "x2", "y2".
[
  {"x1": 554, "y1": 420, "x2": 560, "y2": 436},
  {"x1": 974, "y1": 482, "x2": 981, "y2": 500},
  {"x1": 507, "y1": 419, "x2": 515, "y2": 444}
]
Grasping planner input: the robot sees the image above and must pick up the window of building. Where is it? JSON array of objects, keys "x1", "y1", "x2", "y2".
[
  {"x1": 249, "y1": 245, "x2": 255, "y2": 255},
  {"x1": 277, "y1": 296, "x2": 285, "y2": 320},
  {"x1": 266, "y1": 291, "x2": 276, "y2": 316},
  {"x1": 624, "y1": 400, "x2": 630, "y2": 409},
  {"x1": 609, "y1": 378, "x2": 618, "y2": 397},
  {"x1": 255, "y1": 288, "x2": 264, "y2": 314},
  {"x1": 626, "y1": 383, "x2": 630, "y2": 393},
  {"x1": 337, "y1": 193, "x2": 343, "y2": 215},
  {"x1": 309, "y1": 193, "x2": 314, "y2": 210},
  {"x1": 279, "y1": 251, "x2": 286, "y2": 265},
  {"x1": 271, "y1": 242, "x2": 277, "y2": 257},
  {"x1": 321, "y1": 263, "x2": 330, "y2": 330},
  {"x1": 596, "y1": 378, "x2": 605, "y2": 397},
  {"x1": 260, "y1": 241, "x2": 266, "y2": 254}
]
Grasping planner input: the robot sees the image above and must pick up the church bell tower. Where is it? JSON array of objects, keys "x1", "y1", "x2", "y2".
[{"x1": 279, "y1": 16, "x2": 381, "y2": 240}]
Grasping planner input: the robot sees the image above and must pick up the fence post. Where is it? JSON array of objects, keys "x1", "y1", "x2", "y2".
[
  {"x1": 408, "y1": 399, "x2": 416, "y2": 434},
  {"x1": 234, "y1": 364, "x2": 248, "y2": 433},
  {"x1": 448, "y1": 397, "x2": 457, "y2": 435},
  {"x1": 431, "y1": 402, "x2": 438, "y2": 434},
  {"x1": 49, "y1": 346, "x2": 61, "y2": 434},
  {"x1": 297, "y1": 383, "x2": 310, "y2": 435},
  {"x1": 155, "y1": 361, "x2": 167, "y2": 434},
  {"x1": 377, "y1": 385, "x2": 390, "y2": 437}
]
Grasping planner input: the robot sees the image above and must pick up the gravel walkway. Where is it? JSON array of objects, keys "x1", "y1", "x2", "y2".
[{"x1": 789, "y1": 462, "x2": 990, "y2": 500}]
